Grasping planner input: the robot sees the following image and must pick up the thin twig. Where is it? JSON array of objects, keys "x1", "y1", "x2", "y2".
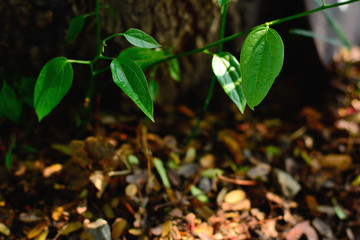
[{"x1": 218, "y1": 174, "x2": 259, "y2": 186}]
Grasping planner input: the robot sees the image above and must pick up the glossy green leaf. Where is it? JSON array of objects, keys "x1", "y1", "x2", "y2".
[
  {"x1": 124, "y1": 28, "x2": 161, "y2": 49},
  {"x1": 217, "y1": 0, "x2": 231, "y2": 7},
  {"x1": 212, "y1": 52, "x2": 246, "y2": 113},
  {"x1": 110, "y1": 56, "x2": 154, "y2": 121},
  {"x1": 118, "y1": 47, "x2": 169, "y2": 70},
  {"x1": 66, "y1": 15, "x2": 85, "y2": 44},
  {"x1": 34, "y1": 57, "x2": 73, "y2": 121},
  {"x1": 0, "y1": 80, "x2": 22, "y2": 122},
  {"x1": 240, "y1": 26, "x2": 284, "y2": 109}
]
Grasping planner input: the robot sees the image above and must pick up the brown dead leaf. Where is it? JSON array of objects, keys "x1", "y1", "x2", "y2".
[
  {"x1": 34, "y1": 228, "x2": 49, "y2": 240},
  {"x1": 51, "y1": 206, "x2": 64, "y2": 221},
  {"x1": 199, "y1": 154, "x2": 215, "y2": 169},
  {"x1": 222, "y1": 199, "x2": 251, "y2": 211},
  {"x1": 43, "y1": 163, "x2": 62, "y2": 178},
  {"x1": 224, "y1": 189, "x2": 246, "y2": 204},
  {"x1": 261, "y1": 219, "x2": 278, "y2": 239},
  {"x1": 286, "y1": 221, "x2": 318, "y2": 240},
  {"x1": 112, "y1": 218, "x2": 128, "y2": 239},
  {"x1": 161, "y1": 220, "x2": 172, "y2": 238},
  {"x1": 19, "y1": 210, "x2": 46, "y2": 223},
  {"x1": 125, "y1": 183, "x2": 138, "y2": 199},
  {"x1": 77, "y1": 199, "x2": 87, "y2": 215},
  {"x1": 85, "y1": 136, "x2": 116, "y2": 159},
  {"x1": 218, "y1": 130, "x2": 243, "y2": 165},
  {"x1": 183, "y1": 146, "x2": 197, "y2": 163},
  {"x1": 305, "y1": 195, "x2": 320, "y2": 217},
  {"x1": 0, "y1": 208, "x2": 14, "y2": 226},
  {"x1": 128, "y1": 228, "x2": 144, "y2": 236},
  {"x1": 0, "y1": 222, "x2": 10, "y2": 236},
  {"x1": 27, "y1": 221, "x2": 48, "y2": 239},
  {"x1": 312, "y1": 218, "x2": 335, "y2": 239},
  {"x1": 273, "y1": 168, "x2": 301, "y2": 198},
  {"x1": 89, "y1": 170, "x2": 109, "y2": 198},
  {"x1": 70, "y1": 140, "x2": 92, "y2": 168},
  {"x1": 60, "y1": 221, "x2": 83, "y2": 235},
  {"x1": 300, "y1": 107, "x2": 323, "y2": 131},
  {"x1": 319, "y1": 154, "x2": 352, "y2": 171},
  {"x1": 194, "y1": 222, "x2": 213, "y2": 238}
]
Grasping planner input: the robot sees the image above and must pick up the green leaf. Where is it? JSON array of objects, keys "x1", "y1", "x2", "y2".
[
  {"x1": 148, "y1": 77, "x2": 159, "y2": 101},
  {"x1": 212, "y1": 52, "x2": 246, "y2": 113},
  {"x1": 5, "y1": 143, "x2": 15, "y2": 170},
  {"x1": 124, "y1": 28, "x2": 161, "y2": 49},
  {"x1": 240, "y1": 26, "x2": 284, "y2": 109},
  {"x1": 153, "y1": 158, "x2": 171, "y2": 188},
  {"x1": 66, "y1": 15, "x2": 85, "y2": 44},
  {"x1": 34, "y1": 57, "x2": 73, "y2": 121},
  {"x1": 0, "y1": 80, "x2": 22, "y2": 122},
  {"x1": 217, "y1": 0, "x2": 231, "y2": 7},
  {"x1": 201, "y1": 168, "x2": 224, "y2": 179},
  {"x1": 290, "y1": 28, "x2": 343, "y2": 47},
  {"x1": 118, "y1": 47, "x2": 169, "y2": 70},
  {"x1": 190, "y1": 185, "x2": 209, "y2": 203},
  {"x1": 110, "y1": 56, "x2": 154, "y2": 121},
  {"x1": 167, "y1": 59, "x2": 181, "y2": 82}
]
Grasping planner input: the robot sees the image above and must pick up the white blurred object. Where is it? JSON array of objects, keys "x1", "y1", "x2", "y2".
[{"x1": 305, "y1": 0, "x2": 360, "y2": 65}]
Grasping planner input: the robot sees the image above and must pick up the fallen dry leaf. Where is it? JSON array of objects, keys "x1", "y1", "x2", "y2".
[
  {"x1": 89, "y1": 170, "x2": 109, "y2": 198},
  {"x1": 70, "y1": 140, "x2": 92, "y2": 168},
  {"x1": 51, "y1": 206, "x2": 64, "y2": 221},
  {"x1": 273, "y1": 168, "x2": 301, "y2": 198},
  {"x1": 27, "y1": 221, "x2": 48, "y2": 239},
  {"x1": 286, "y1": 220, "x2": 318, "y2": 240},
  {"x1": 218, "y1": 130, "x2": 243, "y2": 165},
  {"x1": 19, "y1": 210, "x2": 46, "y2": 223},
  {"x1": 112, "y1": 218, "x2": 128, "y2": 239},
  {"x1": 319, "y1": 154, "x2": 352, "y2": 171},
  {"x1": 85, "y1": 218, "x2": 111, "y2": 240},
  {"x1": 224, "y1": 189, "x2": 246, "y2": 204},
  {"x1": 60, "y1": 221, "x2": 83, "y2": 235},
  {"x1": 0, "y1": 222, "x2": 10, "y2": 236},
  {"x1": 34, "y1": 228, "x2": 49, "y2": 240},
  {"x1": 161, "y1": 220, "x2": 172, "y2": 238}
]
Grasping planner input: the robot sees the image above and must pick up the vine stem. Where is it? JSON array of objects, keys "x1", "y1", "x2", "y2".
[
  {"x1": 95, "y1": 0, "x2": 101, "y2": 53},
  {"x1": 150, "y1": 0, "x2": 360, "y2": 67},
  {"x1": 184, "y1": 3, "x2": 229, "y2": 146}
]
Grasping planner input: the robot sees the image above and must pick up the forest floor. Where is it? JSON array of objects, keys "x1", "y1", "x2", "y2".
[{"x1": 1, "y1": 48, "x2": 360, "y2": 240}]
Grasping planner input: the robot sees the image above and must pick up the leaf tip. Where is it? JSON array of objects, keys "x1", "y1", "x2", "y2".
[{"x1": 148, "y1": 115, "x2": 155, "y2": 123}]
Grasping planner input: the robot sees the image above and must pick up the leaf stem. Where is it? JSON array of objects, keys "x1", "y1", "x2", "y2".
[
  {"x1": 102, "y1": 33, "x2": 124, "y2": 45},
  {"x1": 83, "y1": 12, "x2": 96, "y2": 18},
  {"x1": 68, "y1": 59, "x2": 91, "y2": 65}
]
